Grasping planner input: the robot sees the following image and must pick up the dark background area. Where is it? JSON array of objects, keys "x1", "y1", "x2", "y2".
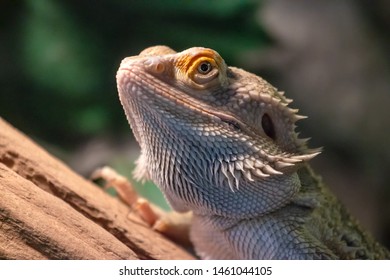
[{"x1": 1, "y1": 0, "x2": 389, "y2": 248}]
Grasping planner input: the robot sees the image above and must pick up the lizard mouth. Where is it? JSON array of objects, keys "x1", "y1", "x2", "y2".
[{"x1": 117, "y1": 66, "x2": 246, "y2": 133}]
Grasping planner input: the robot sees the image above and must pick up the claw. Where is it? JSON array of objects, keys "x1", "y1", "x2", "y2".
[{"x1": 91, "y1": 166, "x2": 138, "y2": 206}]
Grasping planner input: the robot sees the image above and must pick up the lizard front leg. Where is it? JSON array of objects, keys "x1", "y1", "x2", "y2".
[{"x1": 90, "y1": 166, "x2": 192, "y2": 246}]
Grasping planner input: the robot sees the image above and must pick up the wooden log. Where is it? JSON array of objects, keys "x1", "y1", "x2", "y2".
[{"x1": 0, "y1": 118, "x2": 194, "y2": 260}]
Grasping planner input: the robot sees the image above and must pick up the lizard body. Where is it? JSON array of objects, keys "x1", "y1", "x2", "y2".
[{"x1": 116, "y1": 46, "x2": 389, "y2": 259}]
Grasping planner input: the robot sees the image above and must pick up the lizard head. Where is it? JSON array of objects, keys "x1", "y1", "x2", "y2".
[{"x1": 117, "y1": 46, "x2": 320, "y2": 215}]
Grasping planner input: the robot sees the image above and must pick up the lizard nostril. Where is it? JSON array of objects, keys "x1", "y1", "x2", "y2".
[
  {"x1": 155, "y1": 62, "x2": 165, "y2": 73},
  {"x1": 144, "y1": 59, "x2": 165, "y2": 74}
]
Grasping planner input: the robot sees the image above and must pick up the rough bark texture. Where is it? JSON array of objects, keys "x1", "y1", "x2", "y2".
[{"x1": 0, "y1": 118, "x2": 194, "y2": 260}]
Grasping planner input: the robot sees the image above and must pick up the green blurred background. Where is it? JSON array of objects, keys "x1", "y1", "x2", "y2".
[{"x1": 1, "y1": 0, "x2": 390, "y2": 248}]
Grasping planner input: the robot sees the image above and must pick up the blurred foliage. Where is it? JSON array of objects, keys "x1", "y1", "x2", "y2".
[{"x1": 0, "y1": 0, "x2": 269, "y2": 148}]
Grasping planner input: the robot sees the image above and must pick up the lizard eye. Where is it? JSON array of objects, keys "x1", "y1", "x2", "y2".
[
  {"x1": 192, "y1": 59, "x2": 219, "y2": 85},
  {"x1": 197, "y1": 61, "x2": 212, "y2": 74}
]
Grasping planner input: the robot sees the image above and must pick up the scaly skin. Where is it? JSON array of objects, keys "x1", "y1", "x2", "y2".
[{"x1": 116, "y1": 46, "x2": 390, "y2": 259}]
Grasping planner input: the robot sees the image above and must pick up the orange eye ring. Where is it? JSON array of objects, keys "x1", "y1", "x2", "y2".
[
  {"x1": 184, "y1": 57, "x2": 218, "y2": 86},
  {"x1": 174, "y1": 48, "x2": 228, "y2": 88}
]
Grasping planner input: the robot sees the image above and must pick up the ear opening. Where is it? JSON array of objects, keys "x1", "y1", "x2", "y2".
[{"x1": 261, "y1": 113, "x2": 276, "y2": 140}]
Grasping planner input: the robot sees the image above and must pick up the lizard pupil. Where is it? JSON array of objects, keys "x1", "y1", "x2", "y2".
[
  {"x1": 198, "y1": 62, "x2": 212, "y2": 74},
  {"x1": 261, "y1": 113, "x2": 276, "y2": 140}
]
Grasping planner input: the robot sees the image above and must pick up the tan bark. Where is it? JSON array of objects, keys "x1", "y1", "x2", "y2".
[{"x1": 0, "y1": 118, "x2": 194, "y2": 260}]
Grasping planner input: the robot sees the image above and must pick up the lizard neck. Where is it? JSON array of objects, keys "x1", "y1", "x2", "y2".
[{"x1": 130, "y1": 104, "x2": 301, "y2": 219}]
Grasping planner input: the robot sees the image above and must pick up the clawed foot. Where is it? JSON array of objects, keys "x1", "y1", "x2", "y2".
[{"x1": 90, "y1": 166, "x2": 191, "y2": 246}]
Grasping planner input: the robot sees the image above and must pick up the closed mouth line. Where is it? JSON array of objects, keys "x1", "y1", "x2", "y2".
[{"x1": 119, "y1": 66, "x2": 246, "y2": 132}]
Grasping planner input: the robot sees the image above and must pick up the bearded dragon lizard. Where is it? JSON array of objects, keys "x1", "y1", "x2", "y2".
[{"x1": 114, "y1": 45, "x2": 390, "y2": 259}]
